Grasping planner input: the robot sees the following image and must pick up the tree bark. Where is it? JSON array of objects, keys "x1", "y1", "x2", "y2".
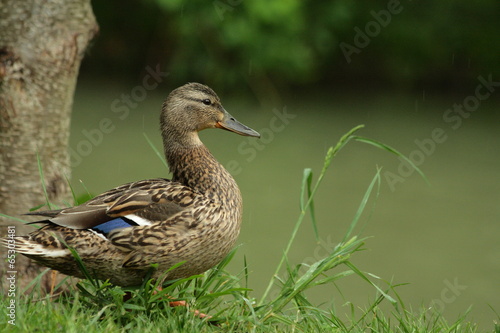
[{"x1": 0, "y1": 0, "x2": 98, "y2": 292}]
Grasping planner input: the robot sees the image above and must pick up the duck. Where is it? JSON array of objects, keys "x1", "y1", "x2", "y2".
[{"x1": 2, "y1": 82, "x2": 260, "y2": 287}]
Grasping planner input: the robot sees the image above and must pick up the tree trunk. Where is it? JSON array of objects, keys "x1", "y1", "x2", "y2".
[{"x1": 0, "y1": 0, "x2": 98, "y2": 292}]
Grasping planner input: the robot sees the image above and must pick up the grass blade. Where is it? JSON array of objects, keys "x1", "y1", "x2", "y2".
[
  {"x1": 300, "y1": 168, "x2": 318, "y2": 240},
  {"x1": 260, "y1": 125, "x2": 365, "y2": 304},
  {"x1": 354, "y1": 136, "x2": 430, "y2": 185},
  {"x1": 343, "y1": 168, "x2": 381, "y2": 242},
  {"x1": 143, "y1": 132, "x2": 168, "y2": 169}
]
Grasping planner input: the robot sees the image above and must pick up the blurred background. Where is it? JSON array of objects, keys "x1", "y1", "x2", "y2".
[{"x1": 71, "y1": 0, "x2": 499, "y2": 328}]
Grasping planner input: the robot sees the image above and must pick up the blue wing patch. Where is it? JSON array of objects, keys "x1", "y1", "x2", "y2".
[{"x1": 92, "y1": 217, "x2": 138, "y2": 235}]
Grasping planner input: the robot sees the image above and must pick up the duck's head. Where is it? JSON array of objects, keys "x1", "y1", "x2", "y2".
[{"x1": 161, "y1": 83, "x2": 260, "y2": 146}]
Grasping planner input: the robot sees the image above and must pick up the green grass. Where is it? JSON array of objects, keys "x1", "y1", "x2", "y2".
[{"x1": 1, "y1": 126, "x2": 497, "y2": 332}]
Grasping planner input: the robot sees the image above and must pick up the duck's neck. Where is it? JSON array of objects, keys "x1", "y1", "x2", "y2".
[{"x1": 165, "y1": 140, "x2": 241, "y2": 204}]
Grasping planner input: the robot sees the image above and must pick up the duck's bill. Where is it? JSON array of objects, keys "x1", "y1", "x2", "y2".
[{"x1": 216, "y1": 111, "x2": 260, "y2": 138}]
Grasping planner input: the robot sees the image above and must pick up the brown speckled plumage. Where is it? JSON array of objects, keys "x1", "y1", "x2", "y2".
[{"x1": 1, "y1": 83, "x2": 260, "y2": 287}]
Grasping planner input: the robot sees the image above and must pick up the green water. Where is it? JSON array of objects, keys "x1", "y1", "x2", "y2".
[{"x1": 71, "y1": 82, "x2": 500, "y2": 328}]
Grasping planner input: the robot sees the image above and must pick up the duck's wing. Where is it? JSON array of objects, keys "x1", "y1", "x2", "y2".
[{"x1": 27, "y1": 178, "x2": 199, "y2": 232}]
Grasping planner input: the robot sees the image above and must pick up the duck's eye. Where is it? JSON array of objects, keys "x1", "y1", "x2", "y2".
[{"x1": 202, "y1": 99, "x2": 212, "y2": 105}]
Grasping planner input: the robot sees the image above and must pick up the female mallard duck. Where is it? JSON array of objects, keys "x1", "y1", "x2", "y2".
[{"x1": 3, "y1": 82, "x2": 260, "y2": 287}]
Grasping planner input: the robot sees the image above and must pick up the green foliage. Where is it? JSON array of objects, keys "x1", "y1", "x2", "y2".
[
  {"x1": 86, "y1": 0, "x2": 500, "y2": 90},
  {"x1": 154, "y1": 0, "x2": 355, "y2": 87}
]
